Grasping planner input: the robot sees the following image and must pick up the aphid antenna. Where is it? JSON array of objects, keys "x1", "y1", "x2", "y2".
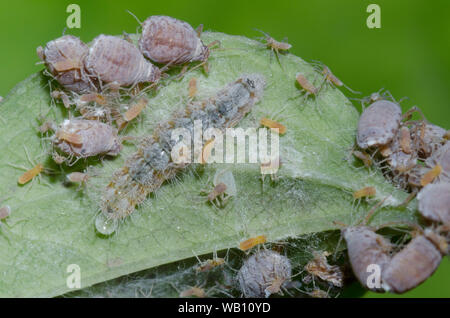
[
  {"x1": 372, "y1": 220, "x2": 422, "y2": 233},
  {"x1": 360, "y1": 195, "x2": 391, "y2": 226},
  {"x1": 253, "y1": 28, "x2": 271, "y2": 39},
  {"x1": 398, "y1": 189, "x2": 418, "y2": 208},
  {"x1": 126, "y1": 10, "x2": 143, "y2": 25}
]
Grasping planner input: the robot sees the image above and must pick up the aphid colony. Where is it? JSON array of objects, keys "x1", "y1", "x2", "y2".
[
  {"x1": 34, "y1": 15, "x2": 223, "y2": 166},
  {"x1": 342, "y1": 198, "x2": 448, "y2": 294},
  {"x1": 345, "y1": 92, "x2": 449, "y2": 293},
  {"x1": 355, "y1": 95, "x2": 448, "y2": 193},
  {"x1": 26, "y1": 14, "x2": 449, "y2": 297}
]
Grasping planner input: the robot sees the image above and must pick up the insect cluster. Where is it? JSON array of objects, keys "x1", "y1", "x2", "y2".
[
  {"x1": 342, "y1": 90, "x2": 450, "y2": 294},
  {"x1": 10, "y1": 11, "x2": 448, "y2": 298},
  {"x1": 34, "y1": 15, "x2": 219, "y2": 168}
]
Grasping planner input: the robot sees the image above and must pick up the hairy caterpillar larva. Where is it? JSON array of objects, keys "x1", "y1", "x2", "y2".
[{"x1": 98, "y1": 74, "x2": 266, "y2": 222}]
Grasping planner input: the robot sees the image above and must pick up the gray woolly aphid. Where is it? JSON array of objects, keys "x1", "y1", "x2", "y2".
[
  {"x1": 237, "y1": 250, "x2": 292, "y2": 298},
  {"x1": 382, "y1": 234, "x2": 444, "y2": 294},
  {"x1": 417, "y1": 182, "x2": 450, "y2": 224},
  {"x1": 37, "y1": 35, "x2": 92, "y2": 93},
  {"x1": 99, "y1": 74, "x2": 266, "y2": 221},
  {"x1": 357, "y1": 100, "x2": 402, "y2": 149},
  {"x1": 52, "y1": 119, "x2": 122, "y2": 163},
  {"x1": 138, "y1": 15, "x2": 211, "y2": 66},
  {"x1": 343, "y1": 225, "x2": 392, "y2": 292},
  {"x1": 85, "y1": 34, "x2": 161, "y2": 87}
]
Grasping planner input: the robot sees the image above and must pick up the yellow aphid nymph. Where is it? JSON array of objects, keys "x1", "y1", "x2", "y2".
[
  {"x1": 420, "y1": 165, "x2": 442, "y2": 187},
  {"x1": 260, "y1": 117, "x2": 286, "y2": 135},
  {"x1": 188, "y1": 77, "x2": 197, "y2": 98},
  {"x1": 124, "y1": 97, "x2": 148, "y2": 122},
  {"x1": 353, "y1": 186, "x2": 376, "y2": 199},
  {"x1": 18, "y1": 163, "x2": 44, "y2": 185},
  {"x1": 239, "y1": 235, "x2": 267, "y2": 251}
]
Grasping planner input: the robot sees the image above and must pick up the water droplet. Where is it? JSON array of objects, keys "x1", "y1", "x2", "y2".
[{"x1": 95, "y1": 213, "x2": 118, "y2": 235}]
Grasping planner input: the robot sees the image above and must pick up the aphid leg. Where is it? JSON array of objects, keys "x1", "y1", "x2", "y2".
[
  {"x1": 195, "y1": 24, "x2": 203, "y2": 37},
  {"x1": 402, "y1": 105, "x2": 428, "y2": 123},
  {"x1": 399, "y1": 189, "x2": 418, "y2": 208}
]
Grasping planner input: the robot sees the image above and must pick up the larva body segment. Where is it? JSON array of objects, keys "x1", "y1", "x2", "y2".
[
  {"x1": 238, "y1": 250, "x2": 292, "y2": 298},
  {"x1": 53, "y1": 119, "x2": 121, "y2": 158},
  {"x1": 417, "y1": 183, "x2": 450, "y2": 224},
  {"x1": 383, "y1": 235, "x2": 442, "y2": 294},
  {"x1": 85, "y1": 35, "x2": 160, "y2": 87},
  {"x1": 357, "y1": 100, "x2": 402, "y2": 149},
  {"x1": 139, "y1": 15, "x2": 209, "y2": 65},
  {"x1": 343, "y1": 226, "x2": 392, "y2": 292},
  {"x1": 38, "y1": 35, "x2": 91, "y2": 93},
  {"x1": 100, "y1": 74, "x2": 266, "y2": 219}
]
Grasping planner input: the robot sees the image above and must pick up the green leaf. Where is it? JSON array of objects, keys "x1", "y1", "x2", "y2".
[{"x1": 0, "y1": 32, "x2": 417, "y2": 297}]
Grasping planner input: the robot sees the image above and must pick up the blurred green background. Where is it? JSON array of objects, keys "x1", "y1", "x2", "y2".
[{"x1": 0, "y1": 0, "x2": 448, "y2": 297}]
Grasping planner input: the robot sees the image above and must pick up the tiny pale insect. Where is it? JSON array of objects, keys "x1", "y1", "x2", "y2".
[
  {"x1": 256, "y1": 29, "x2": 291, "y2": 63},
  {"x1": 66, "y1": 172, "x2": 90, "y2": 184},
  {"x1": 304, "y1": 251, "x2": 344, "y2": 288},
  {"x1": 51, "y1": 90, "x2": 72, "y2": 109},
  {"x1": 398, "y1": 126, "x2": 412, "y2": 154},
  {"x1": 260, "y1": 117, "x2": 286, "y2": 135},
  {"x1": 195, "y1": 258, "x2": 225, "y2": 273},
  {"x1": 123, "y1": 97, "x2": 148, "y2": 122},
  {"x1": 352, "y1": 186, "x2": 376, "y2": 199},
  {"x1": 352, "y1": 150, "x2": 372, "y2": 168},
  {"x1": 0, "y1": 206, "x2": 11, "y2": 220},
  {"x1": 317, "y1": 64, "x2": 360, "y2": 94},
  {"x1": 296, "y1": 73, "x2": 318, "y2": 97},
  {"x1": 179, "y1": 287, "x2": 206, "y2": 298},
  {"x1": 79, "y1": 93, "x2": 107, "y2": 105},
  {"x1": 188, "y1": 77, "x2": 197, "y2": 98},
  {"x1": 205, "y1": 182, "x2": 228, "y2": 208}
]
